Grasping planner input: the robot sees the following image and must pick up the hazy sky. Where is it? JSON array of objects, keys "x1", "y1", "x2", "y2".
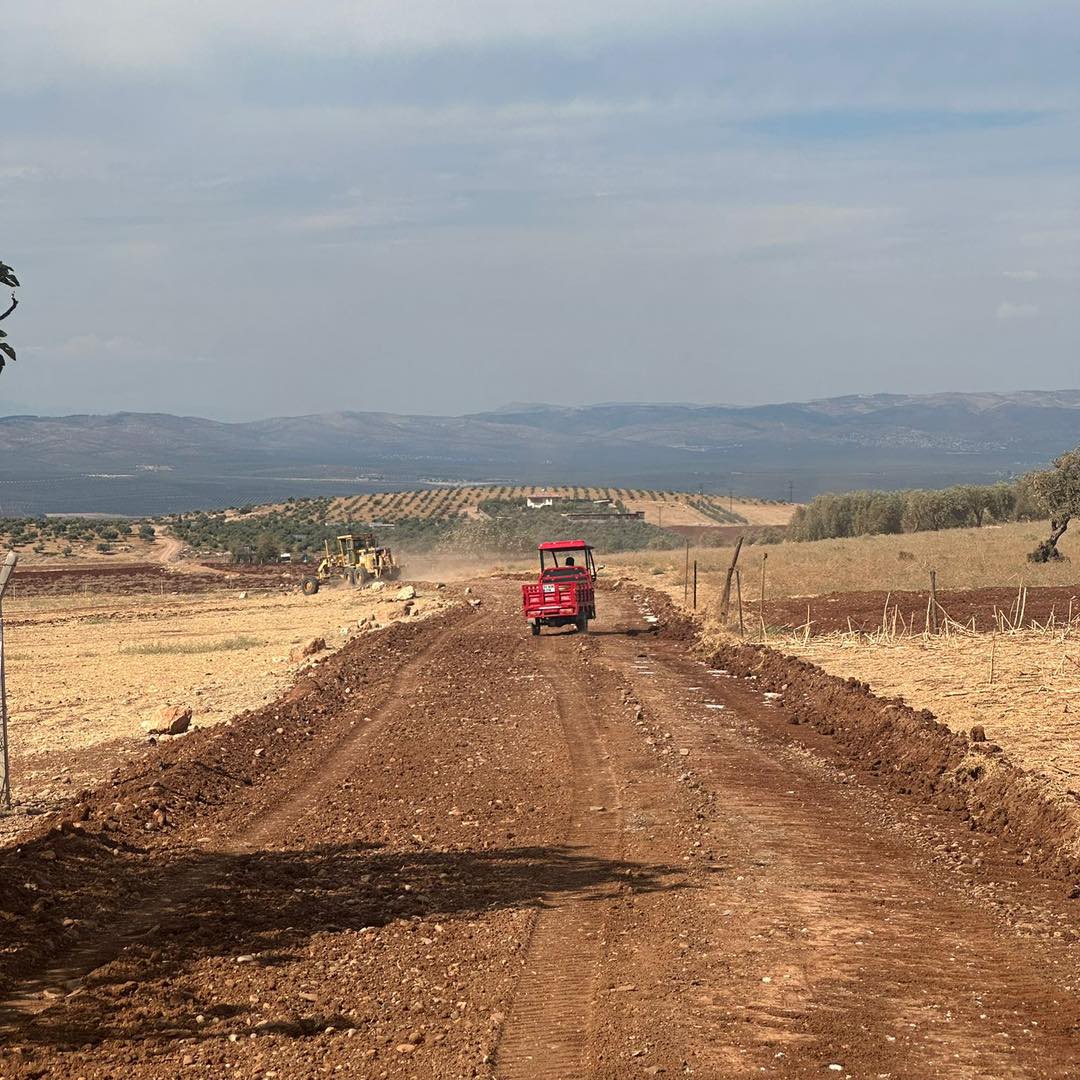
[{"x1": 2, "y1": 1, "x2": 1077, "y2": 419}]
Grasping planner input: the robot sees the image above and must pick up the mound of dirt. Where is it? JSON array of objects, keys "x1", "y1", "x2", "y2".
[
  {"x1": 707, "y1": 641, "x2": 1080, "y2": 885},
  {"x1": 629, "y1": 586, "x2": 698, "y2": 641}
]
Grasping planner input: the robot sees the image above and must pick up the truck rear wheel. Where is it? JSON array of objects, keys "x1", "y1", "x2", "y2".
[
  {"x1": 576, "y1": 615, "x2": 589, "y2": 634},
  {"x1": 301, "y1": 576, "x2": 320, "y2": 596},
  {"x1": 531, "y1": 621, "x2": 541, "y2": 636}
]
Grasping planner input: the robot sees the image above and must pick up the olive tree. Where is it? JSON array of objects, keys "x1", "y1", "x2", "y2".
[
  {"x1": 0, "y1": 259, "x2": 19, "y2": 371},
  {"x1": 1027, "y1": 447, "x2": 1080, "y2": 562}
]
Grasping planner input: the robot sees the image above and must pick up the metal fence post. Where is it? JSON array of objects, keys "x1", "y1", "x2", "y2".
[{"x1": 1, "y1": 551, "x2": 19, "y2": 810}]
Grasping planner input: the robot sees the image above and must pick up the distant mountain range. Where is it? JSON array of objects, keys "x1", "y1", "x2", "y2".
[{"x1": 0, "y1": 391, "x2": 1076, "y2": 516}]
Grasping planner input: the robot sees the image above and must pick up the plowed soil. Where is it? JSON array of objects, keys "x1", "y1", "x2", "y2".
[
  {"x1": 759, "y1": 585, "x2": 1080, "y2": 635},
  {"x1": 1, "y1": 582, "x2": 1079, "y2": 1078},
  {"x1": 6, "y1": 562, "x2": 304, "y2": 599}
]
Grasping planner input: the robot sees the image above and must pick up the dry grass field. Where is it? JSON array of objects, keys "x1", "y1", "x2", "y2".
[
  {"x1": 610, "y1": 519, "x2": 1080, "y2": 600},
  {"x1": 0, "y1": 576, "x2": 453, "y2": 841}
]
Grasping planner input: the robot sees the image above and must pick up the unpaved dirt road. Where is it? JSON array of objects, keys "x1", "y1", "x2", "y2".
[{"x1": 1, "y1": 582, "x2": 1078, "y2": 1078}]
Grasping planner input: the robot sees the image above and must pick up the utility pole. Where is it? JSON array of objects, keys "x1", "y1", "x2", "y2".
[
  {"x1": 0, "y1": 551, "x2": 18, "y2": 810},
  {"x1": 787, "y1": 479, "x2": 794, "y2": 503}
]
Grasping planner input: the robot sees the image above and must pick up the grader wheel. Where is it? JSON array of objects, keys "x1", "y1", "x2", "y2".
[{"x1": 301, "y1": 576, "x2": 320, "y2": 596}]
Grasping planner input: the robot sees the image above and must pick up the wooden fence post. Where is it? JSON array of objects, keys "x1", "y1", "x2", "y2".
[
  {"x1": 684, "y1": 540, "x2": 690, "y2": 603},
  {"x1": 719, "y1": 536, "x2": 744, "y2": 622}
]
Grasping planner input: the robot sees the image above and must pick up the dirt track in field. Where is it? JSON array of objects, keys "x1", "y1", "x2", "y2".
[{"x1": 1, "y1": 582, "x2": 1079, "y2": 1077}]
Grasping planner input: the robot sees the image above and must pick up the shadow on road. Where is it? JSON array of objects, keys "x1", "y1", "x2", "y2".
[{"x1": 2, "y1": 837, "x2": 690, "y2": 1049}]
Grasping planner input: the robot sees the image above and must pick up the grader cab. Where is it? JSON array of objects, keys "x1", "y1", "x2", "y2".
[{"x1": 301, "y1": 534, "x2": 401, "y2": 595}]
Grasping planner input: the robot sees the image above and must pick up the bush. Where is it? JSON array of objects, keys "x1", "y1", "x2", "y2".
[{"x1": 789, "y1": 481, "x2": 1030, "y2": 541}]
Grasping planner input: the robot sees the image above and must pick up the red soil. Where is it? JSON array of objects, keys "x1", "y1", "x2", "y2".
[
  {"x1": 757, "y1": 584, "x2": 1080, "y2": 635},
  {"x1": 6, "y1": 563, "x2": 304, "y2": 599}
]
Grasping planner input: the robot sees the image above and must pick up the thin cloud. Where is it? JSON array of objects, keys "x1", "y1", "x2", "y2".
[{"x1": 996, "y1": 302, "x2": 1040, "y2": 320}]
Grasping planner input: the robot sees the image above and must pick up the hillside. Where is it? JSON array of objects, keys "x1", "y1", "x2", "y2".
[{"x1": 0, "y1": 391, "x2": 1075, "y2": 515}]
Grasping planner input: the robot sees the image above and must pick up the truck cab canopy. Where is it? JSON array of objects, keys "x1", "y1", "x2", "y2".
[{"x1": 537, "y1": 539, "x2": 597, "y2": 580}]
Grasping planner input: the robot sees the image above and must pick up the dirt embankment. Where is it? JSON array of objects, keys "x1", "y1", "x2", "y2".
[
  {"x1": 621, "y1": 582, "x2": 697, "y2": 641},
  {"x1": 706, "y1": 640, "x2": 1080, "y2": 886}
]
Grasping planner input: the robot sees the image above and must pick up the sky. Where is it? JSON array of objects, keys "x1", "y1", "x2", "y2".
[{"x1": 1, "y1": 1, "x2": 1078, "y2": 420}]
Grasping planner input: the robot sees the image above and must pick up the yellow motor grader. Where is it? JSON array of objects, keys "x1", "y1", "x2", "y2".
[{"x1": 300, "y1": 534, "x2": 401, "y2": 595}]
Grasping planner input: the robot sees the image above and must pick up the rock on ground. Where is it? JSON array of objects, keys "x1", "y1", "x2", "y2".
[{"x1": 141, "y1": 704, "x2": 193, "y2": 736}]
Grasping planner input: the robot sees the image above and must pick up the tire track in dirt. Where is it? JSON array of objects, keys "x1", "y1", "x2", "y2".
[
  {"x1": 232, "y1": 611, "x2": 477, "y2": 851},
  {"x1": 493, "y1": 634, "x2": 625, "y2": 1079},
  {"x1": 0, "y1": 611, "x2": 479, "y2": 1034}
]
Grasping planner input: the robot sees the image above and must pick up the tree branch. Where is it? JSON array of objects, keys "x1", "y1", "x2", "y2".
[{"x1": 0, "y1": 294, "x2": 17, "y2": 322}]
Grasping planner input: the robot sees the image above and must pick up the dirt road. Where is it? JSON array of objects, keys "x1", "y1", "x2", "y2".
[{"x1": 1, "y1": 582, "x2": 1078, "y2": 1078}]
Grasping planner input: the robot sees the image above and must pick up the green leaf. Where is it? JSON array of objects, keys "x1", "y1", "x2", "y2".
[
  {"x1": 0, "y1": 264, "x2": 18, "y2": 288},
  {"x1": 0, "y1": 343, "x2": 15, "y2": 362}
]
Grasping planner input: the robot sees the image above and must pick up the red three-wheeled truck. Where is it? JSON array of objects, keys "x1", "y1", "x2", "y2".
[{"x1": 521, "y1": 539, "x2": 598, "y2": 636}]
